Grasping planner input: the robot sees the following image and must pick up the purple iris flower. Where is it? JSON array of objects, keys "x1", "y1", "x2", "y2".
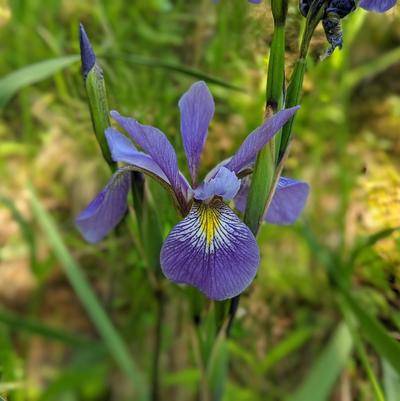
[
  {"x1": 359, "y1": 0, "x2": 397, "y2": 12},
  {"x1": 76, "y1": 81, "x2": 308, "y2": 300}
]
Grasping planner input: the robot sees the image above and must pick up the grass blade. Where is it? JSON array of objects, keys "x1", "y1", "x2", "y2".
[
  {"x1": 383, "y1": 359, "x2": 400, "y2": 401},
  {"x1": 0, "y1": 55, "x2": 79, "y2": 109},
  {"x1": 340, "y1": 302, "x2": 386, "y2": 401},
  {"x1": 258, "y1": 327, "x2": 314, "y2": 374},
  {"x1": 29, "y1": 187, "x2": 148, "y2": 401},
  {"x1": 339, "y1": 287, "x2": 400, "y2": 375},
  {"x1": 0, "y1": 195, "x2": 37, "y2": 272},
  {"x1": 104, "y1": 53, "x2": 246, "y2": 92},
  {"x1": 0, "y1": 309, "x2": 91, "y2": 347},
  {"x1": 287, "y1": 322, "x2": 353, "y2": 401},
  {"x1": 344, "y1": 46, "x2": 400, "y2": 90}
]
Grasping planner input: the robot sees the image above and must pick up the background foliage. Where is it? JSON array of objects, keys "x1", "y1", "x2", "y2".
[{"x1": 0, "y1": 0, "x2": 399, "y2": 400}]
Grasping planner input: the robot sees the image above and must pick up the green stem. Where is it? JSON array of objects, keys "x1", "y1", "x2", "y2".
[
  {"x1": 151, "y1": 289, "x2": 164, "y2": 401},
  {"x1": 339, "y1": 298, "x2": 386, "y2": 401},
  {"x1": 84, "y1": 64, "x2": 115, "y2": 171},
  {"x1": 278, "y1": 0, "x2": 329, "y2": 161},
  {"x1": 227, "y1": 0, "x2": 288, "y2": 336},
  {"x1": 243, "y1": 5, "x2": 287, "y2": 236}
]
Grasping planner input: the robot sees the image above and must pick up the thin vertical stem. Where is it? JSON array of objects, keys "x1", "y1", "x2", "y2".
[
  {"x1": 151, "y1": 288, "x2": 164, "y2": 401},
  {"x1": 228, "y1": 0, "x2": 288, "y2": 335},
  {"x1": 278, "y1": 0, "x2": 329, "y2": 160}
]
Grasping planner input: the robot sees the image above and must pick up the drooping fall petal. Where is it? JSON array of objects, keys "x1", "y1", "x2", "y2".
[
  {"x1": 76, "y1": 170, "x2": 131, "y2": 243},
  {"x1": 161, "y1": 199, "x2": 260, "y2": 300},
  {"x1": 235, "y1": 176, "x2": 309, "y2": 225}
]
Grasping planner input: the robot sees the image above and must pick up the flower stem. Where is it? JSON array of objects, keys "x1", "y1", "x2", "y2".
[
  {"x1": 151, "y1": 288, "x2": 164, "y2": 401},
  {"x1": 243, "y1": 0, "x2": 287, "y2": 236},
  {"x1": 79, "y1": 24, "x2": 115, "y2": 171},
  {"x1": 229, "y1": 0, "x2": 329, "y2": 334},
  {"x1": 278, "y1": 0, "x2": 330, "y2": 161},
  {"x1": 227, "y1": 0, "x2": 288, "y2": 336}
]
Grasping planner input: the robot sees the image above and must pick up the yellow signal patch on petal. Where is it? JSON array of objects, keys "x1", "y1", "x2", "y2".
[
  {"x1": 160, "y1": 198, "x2": 260, "y2": 300},
  {"x1": 199, "y1": 202, "x2": 221, "y2": 245}
]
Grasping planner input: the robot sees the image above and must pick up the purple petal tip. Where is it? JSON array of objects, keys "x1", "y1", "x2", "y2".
[{"x1": 79, "y1": 23, "x2": 96, "y2": 80}]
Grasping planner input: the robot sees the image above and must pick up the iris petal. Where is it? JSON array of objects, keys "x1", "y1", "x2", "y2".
[
  {"x1": 179, "y1": 81, "x2": 214, "y2": 184},
  {"x1": 160, "y1": 199, "x2": 260, "y2": 300},
  {"x1": 106, "y1": 127, "x2": 170, "y2": 184},
  {"x1": 76, "y1": 169, "x2": 131, "y2": 243},
  {"x1": 359, "y1": 0, "x2": 396, "y2": 12},
  {"x1": 226, "y1": 106, "x2": 300, "y2": 173},
  {"x1": 235, "y1": 176, "x2": 309, "y2": 225},
  {"x1": 111, "y1": 111, "x2": 189, "y2": 205},
  {"x1": 193, "y1": 167, "x2": 241, "y2": 201},
  {"x1": 266, "y1": 177, "x2": 309, "y2": 224}
]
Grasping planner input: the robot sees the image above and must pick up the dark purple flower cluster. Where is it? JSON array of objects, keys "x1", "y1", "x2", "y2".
[{"x1": 298, "y1": 0, "x2": 396, "y2": 56}]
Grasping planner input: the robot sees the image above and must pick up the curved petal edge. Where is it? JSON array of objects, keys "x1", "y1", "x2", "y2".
[
  {"x1": 160, "y1": 199, "x2": 260, "y2": 300},
  {"x1": 76, "y1": 170, "x2": 130, "y2": 243}
]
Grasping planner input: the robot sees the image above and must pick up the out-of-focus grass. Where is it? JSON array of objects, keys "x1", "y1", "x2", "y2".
[{"x1": 1, "y1": 0, "x2": 400, "y2": 400}]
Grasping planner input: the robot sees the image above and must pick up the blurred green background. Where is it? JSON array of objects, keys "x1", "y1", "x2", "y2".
[{"x1": 1, "y1": 0, "x2": 400, "y2": 400}]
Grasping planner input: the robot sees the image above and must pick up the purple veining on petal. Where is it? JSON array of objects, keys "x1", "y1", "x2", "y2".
[
  {"x1": 179, "y1": 81, "x2": 214, "y2": 184},
  {"x1": 226, "y1": 106, "x2": 300, "y2": 173},
  {"x1": 359, "y1": 0, "x2": 396, "y2": 12},
  {"x1": 110, "y1": 111, "x2": 189, "y2": 205},
  {"x1": 76, "y1": 170, "x2": 131, "y2": 243},
  {"x1": 193, "y1": 167, "x2": 241, "y2": 201},
  {"x1": 160, "y1": 199, "x2": 260, "y2": 300},
  {"x1": 106, "y1": 127, "x2": 171, "y2": 184},
  {"x1": 266, "y1": 177, "x2": 310, "y2": 224},
  {"x1": 235, "y1": 176, "x2": 309, "y2": 225}
]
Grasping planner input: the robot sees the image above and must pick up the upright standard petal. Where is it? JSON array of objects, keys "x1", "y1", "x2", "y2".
[
  {"x1": 160, "y1": 199, "x2": 260, "y2": 300},
  {"x1": 179, "y1": 81, "x2": 214, "y2": 184},
  {"x1": 226, "y1": 106, "x2": 300, "y2": 173},
  {"x1": 76, "y1": 170, "x2": 131, "y2": 243},
  {"x1": 106, "y1": 127, "x2": 170, "y2": 184},
  {"x1": 111, "y1": 111, "x2": 189, "y2": 204},
  {"x1": 235, "y1": 176, "x2": 309, "y2": 225},
  {"x1": 193, "y1": 167, "x2": 241, "y2": 201},
  {"x1": 359, "y1": 0, "x2": 396, "y2": 12}
]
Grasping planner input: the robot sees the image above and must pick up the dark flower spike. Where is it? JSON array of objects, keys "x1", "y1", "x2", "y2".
[
  {"x1": 359, "y1": 0, "x2": 397, "y2": 12},
  {"x1": 235, "y1": 176, "x2": 310, "y2": 225},
  {"x1": 79, "y1": 23, "x2": 96, "y2": 80},
  {"x1": 300, "y1": 0, "x2": 396, "y2": 57},
  {"x1": 77, "y1": 81, "x2": 303, "y2": 299}
]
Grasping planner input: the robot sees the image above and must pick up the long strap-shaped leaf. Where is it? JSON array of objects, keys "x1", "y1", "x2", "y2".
[
  {"x1": 29, "y1": 187, "x2": 149, "y2": 401},
  {"x1": 287, "y1": 323, "x2": 353, "y2": 401},
  {"x1": 0, "y1": 56, "x2": 80, "y2": 109}
]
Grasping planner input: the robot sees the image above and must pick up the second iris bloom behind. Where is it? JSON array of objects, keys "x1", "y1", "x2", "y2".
[{"x1": 76, "y1": 82, "x2": 309, "y2": 300}]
